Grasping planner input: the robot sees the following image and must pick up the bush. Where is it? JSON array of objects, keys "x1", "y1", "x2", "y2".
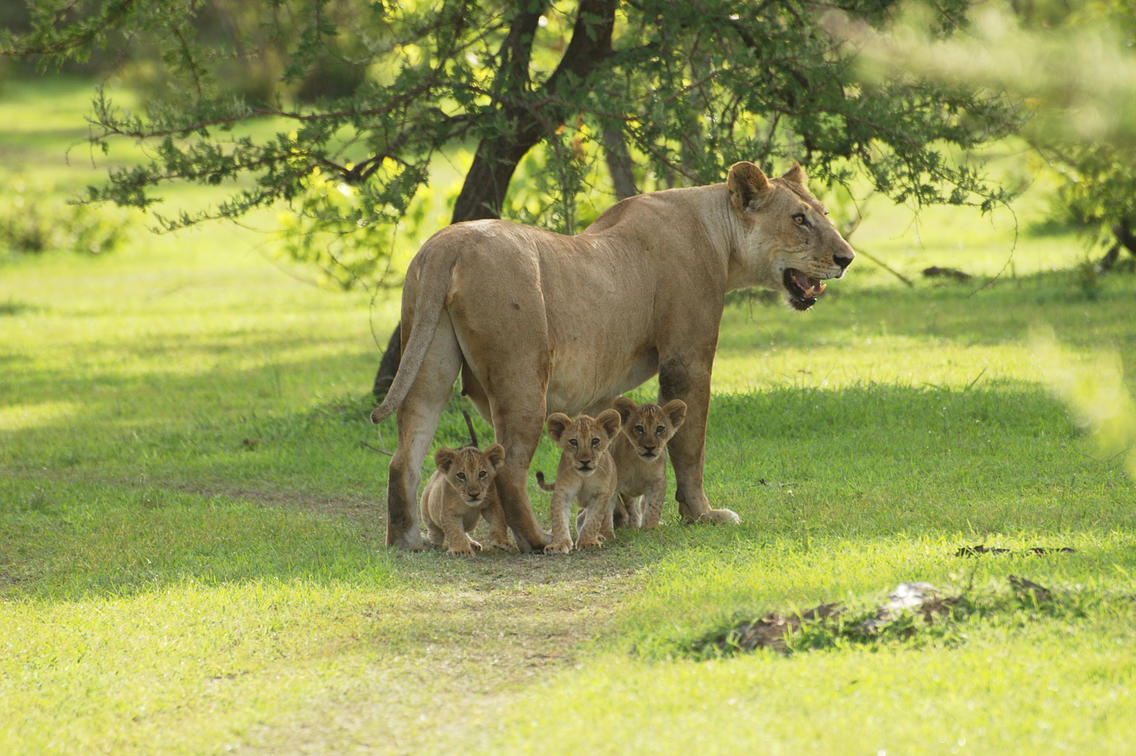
[{"x1": 1, "y1": 177, "x2": 132, "y2": 258}]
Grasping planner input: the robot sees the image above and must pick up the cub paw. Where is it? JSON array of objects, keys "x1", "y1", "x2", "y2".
[
  {"x1": 544, "y1": 540, "x2": 572, "y2": 555},
  {"x1": 576, "y1": 536, "x2": 605, "y2": 550}
]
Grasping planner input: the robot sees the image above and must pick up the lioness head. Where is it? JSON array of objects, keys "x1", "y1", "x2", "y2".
[
  {"x1": 613, "y1": 397, "x2": 687, "y2": 461},
  {"x1": 546, "y1": 410, "x2": 622, "y2": 477},
  {"x1": 727, "y1": 161, "x2": 855, "y2": 311},
  {"x1": 434, "y1": 444, "x2": 506, "y2": 506}
]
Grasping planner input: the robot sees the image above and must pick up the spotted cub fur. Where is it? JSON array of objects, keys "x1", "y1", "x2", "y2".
[
  {"x1": 610, "y1": 397, "x2": 687, "y2": 529},
  {"x1": 420, "y1": 444, "x2": 510, "y2": 555},
  {"x1": 538, "y1": 410, "x2": 622, "y2": 553}
]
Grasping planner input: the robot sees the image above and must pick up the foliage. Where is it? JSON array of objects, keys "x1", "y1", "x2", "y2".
[
  {"x1": 1, "y1": 175, "x2": 133, "y2": 257},
  {"x1": 844, "y1": 0, "x2": 1136, "y2": 249},
  {"x1": 2, "y1": 0, "x2": 1024, "y2": 289}
]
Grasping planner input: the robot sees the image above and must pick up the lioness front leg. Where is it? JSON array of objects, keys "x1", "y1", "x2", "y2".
[{"x1": 660, "y1": 354, "x2": 740, "y2": 525}]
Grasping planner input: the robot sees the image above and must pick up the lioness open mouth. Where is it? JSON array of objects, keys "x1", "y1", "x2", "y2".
[{"x1": 783, "y1": 268, "x2": 826, "y2": 311}]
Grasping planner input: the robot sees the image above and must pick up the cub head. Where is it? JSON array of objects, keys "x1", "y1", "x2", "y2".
[
  {"x1": 612, "y1": 397, "x2": 686, "y2": 461},
  {"x1": 727, "y1": 161, "x2": 855, "y2": 311},
  {"x1": 434, "y1": 444, "x2": 506, "y2": 507},
  {"x1": 545, "y1": 410, "x2": 622, "y2": 477}
]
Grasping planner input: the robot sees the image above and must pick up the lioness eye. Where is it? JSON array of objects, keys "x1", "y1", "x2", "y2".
[
  {"x1": 591, "y1": 437, "x2": 600, "y2": 447},
  {"x1": 792, "y1": 213, "x2": 808, "y2": 227},
  {"x1": 456, "y1": 472, "x2": 466, "y2": 480}
]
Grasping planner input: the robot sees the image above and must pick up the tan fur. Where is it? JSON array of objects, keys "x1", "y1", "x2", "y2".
[
  {"x1": 419, "y1": 444, "x2": 510, "y2": 555},
  {"x1": 372, "y1": 161, "x2": 854, "y2": 551},
  {"x1": 540, "y1": 410, "x2": 622, "y2": 554},
  {"x1": 610, "y1": 397, "x2": 687, "y2": 529}
]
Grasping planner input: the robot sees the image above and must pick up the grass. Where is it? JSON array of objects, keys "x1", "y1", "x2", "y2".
[{"x1": 3, "y1": 77, "x2": 1136, "y2": 754}]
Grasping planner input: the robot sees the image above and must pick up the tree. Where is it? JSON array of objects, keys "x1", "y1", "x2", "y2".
[
  {"x1": 2, "y1": 0, "x2": 1024, "y2": 397},
  {"x1": 843, "y1": 0, "x2": 1136, "y2": 271}
]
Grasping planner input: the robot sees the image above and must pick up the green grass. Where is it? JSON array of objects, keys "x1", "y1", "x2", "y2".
[{"x1": 3, "y1": 77, "x2": 1136, "y2": 754}]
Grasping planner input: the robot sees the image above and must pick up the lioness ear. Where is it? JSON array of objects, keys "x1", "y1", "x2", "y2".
[
  {"x1": 782, "y1": 162, "x2": 807, "y2": 186},
  {"x1": 546, "y1": 413, "x2": 572, "y2": 443},
  {"x1": 485, "y1": 443, "x2": 506, "y2": 470},
  {"x1": 613, "y1": 396, "x2": 637, "y2": 425},
  {"x1": 434, "y1": 447, "x2": 458, "y2": 474},
  {"x1": 662, "y1": 399, "x2": 687, "y2": 430},
  {"x1": 597, "y1": 408, "x2": 622, "y2": 439},
  {"x1": 727, "y1": 161, "x2": 772, "y2": 213}
]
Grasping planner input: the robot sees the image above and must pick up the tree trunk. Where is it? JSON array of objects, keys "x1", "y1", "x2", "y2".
[{"x1": 372, "y1": 1, "x2": 617, "y2": 400}]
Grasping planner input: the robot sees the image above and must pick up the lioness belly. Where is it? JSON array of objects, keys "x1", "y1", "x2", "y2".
[{"x1": 545, "y1": 346, "x2": 658, "y2": 415}]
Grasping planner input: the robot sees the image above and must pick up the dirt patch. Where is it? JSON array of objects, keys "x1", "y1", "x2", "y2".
[{"x1": 692, "y1": 575, "x2": 1074, "y2": 658}]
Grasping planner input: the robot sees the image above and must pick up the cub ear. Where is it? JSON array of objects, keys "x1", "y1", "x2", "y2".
[
  {"x1": 782, "y1": 162, "x2": 807, "y2": 186},
  {"x1": 662, "y1": 399, "x2": 687, "y2": 430},
  {"x1": 434, "y1": 447, "x2": 458, "y2": 474},
  {"x1": 484, "y1": 443, "x2": 506, "y2": 470},
  {"x1": 613, "y1": 396, "x2": 637, "y2": 425},
  {"x1": 546, "y1": 413, "x2": 572, "y2": 443},
  {"x1": 596, "y1": 408, "x2": 622, "y2": 440},
  {"x1": 727, "y1": 161, "x2": 772, "y2": 213}
]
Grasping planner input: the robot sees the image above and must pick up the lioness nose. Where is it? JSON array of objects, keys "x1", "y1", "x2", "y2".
[{"x1": 834, "y1": 254, "x2": 853, "y2": 270}]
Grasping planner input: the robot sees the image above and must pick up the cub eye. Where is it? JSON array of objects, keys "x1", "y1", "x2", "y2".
[
  {"x1": 478, "y1": 470, "x2": 487, "y2": 479},
  {"x1": 634, "y1": 425, "x2": 645, "y2": 434},
  {"x1": 656, "y1": 425, "x2": 666, "y2": 435},
  {"x1": 591, "y1": 437, "x2": 600, "y2": 447},
  {"x1": 456, "y1": 472, "x2": 466, "y2": 481},
  {"x1": 792, "y1": 213, "x2": 808, "y2": 227},
  {"x1": 569, "y1": 439, "x2": 578, "y2": 447}
]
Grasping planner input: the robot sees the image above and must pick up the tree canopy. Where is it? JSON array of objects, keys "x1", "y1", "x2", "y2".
[{"x1": 3, "y1": 0, "x2": 1025, "y2": 294}]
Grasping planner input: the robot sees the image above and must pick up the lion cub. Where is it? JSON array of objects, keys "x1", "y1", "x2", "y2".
[
  {"x1": 538, "y1": 410, "x2": 622, "y2": 554},
  {"x1": 420, "y1": 444, "x2": 510, "y2": 555},
  {"x1": 610, "y1": 397, "x2": 687, "y2": 529}
]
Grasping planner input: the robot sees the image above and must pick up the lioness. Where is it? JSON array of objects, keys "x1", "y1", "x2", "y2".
[
  {"x1": 610, "y1": 397, "x2": 687, "y2": 530},
  {"x1": 371, "y1": 161, "x2": 854, "y2": 551},
  {"x1": 420, "y1": 444, "x2": 510, "y2": 555},
  {"x1": 538, "y1": 410, "x2": 622, "y2": 554}
]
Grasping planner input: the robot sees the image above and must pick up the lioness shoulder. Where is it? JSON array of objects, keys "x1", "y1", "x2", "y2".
[{"x1": 420, "y1": 443, "x2": 510, "y2": 555}]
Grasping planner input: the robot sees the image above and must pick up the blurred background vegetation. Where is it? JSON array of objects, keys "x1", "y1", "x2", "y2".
[{"x1": 2, "y1": 0, "x2": 1135, "y2": 390}]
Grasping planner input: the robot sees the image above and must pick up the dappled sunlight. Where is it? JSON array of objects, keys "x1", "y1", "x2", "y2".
[{"x1": 0, "y1": 400, "x2": 79, "y2": 432}]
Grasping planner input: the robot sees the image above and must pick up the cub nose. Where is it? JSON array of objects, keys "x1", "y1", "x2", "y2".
[{"x1": 834, "y1": 253, "x2": 854, "y2": 270}]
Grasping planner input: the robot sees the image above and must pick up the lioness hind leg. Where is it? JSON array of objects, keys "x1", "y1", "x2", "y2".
[
  {"x1": 385, "y1": 319, "x2": 463, "y2": 550},
  {"x1": 489, "y1": 405, "x2": 552, "y2": 552}
]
